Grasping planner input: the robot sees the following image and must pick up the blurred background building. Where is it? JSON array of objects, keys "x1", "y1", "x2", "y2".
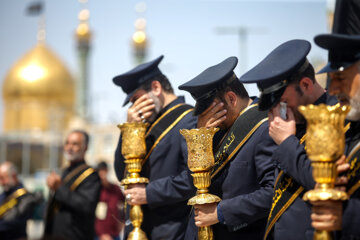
[{"x1": 0, "y1": 1, "x2": 122, "y2": 181}]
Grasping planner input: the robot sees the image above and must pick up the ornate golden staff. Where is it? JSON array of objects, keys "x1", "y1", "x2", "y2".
[
  {"x1": 180, "y1": 127, "x2": 221, "y2": 240},
  {"x1": 299, "y1": 103, "x2": 350, "y2": 240},
  {"x1": 118, "y1": 122, "x2": 149, "y2": 240}
]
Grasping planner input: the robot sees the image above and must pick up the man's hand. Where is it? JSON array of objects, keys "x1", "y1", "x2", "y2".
[
  {"x1": 47, "y1": 171, "x2": 61, "y2": 191},
  {"x1": 194, "y1": 203, "x2": 219, "y2": 227},
  {"x1": 310, "y1": 156, "x2": 348, "y2": 231},
  {"x1": 335, "y1": 155, "x2": 349, "y2": 191},
  {"x1": 124, "y1": 183, "x2": 147, "y2": 205},
  {"x1": 197, "y1": 101, "x2": 227, "y2": 128},
  {"x1": 127, "y1": 94, "x2": 155, "y2": 122},
  {"x1": 268, "y1": 103, "x2": 296, "y2": 145},
  {"x1": 311, "y1": 200, "x2": 343, "y2": 231}
]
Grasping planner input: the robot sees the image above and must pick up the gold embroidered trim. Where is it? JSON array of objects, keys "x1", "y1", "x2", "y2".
[
  {"x1": 0, "y1": 188, "x2": 27, "y2": 217},
  {"x1": 346, "y1": 141, "x2": 360, "y2": 164},
  {"x1": 63, "y1": 164, "x2": 88, "y2": 185},
  {"x1": 238, "y1": 103, "x2": 258, "y2": 117},
  {"x1": 142, "y1": 108, "x2": 194, "y2": 164},
  {"x1": 264, "y1": 185, "x2": 304, "y2": 240},
  {"x1": 145, "y1": 103, "x2": 185, "y2": 137},
  {"x1": 273, "y1": 171, "x2": 284, "y2": 191},
  {"x1": 348, "y1": 179, "x2": 360, "y2": 196},
  {"x1": 211, "y1": 117, "x2": 268, "y2": 178},
  {"x1": 347, "y1": 144, "x2": 360, "y2": 196},
  {"x1": 70, "y1": 167, "x2": 95, "y2": 191}
]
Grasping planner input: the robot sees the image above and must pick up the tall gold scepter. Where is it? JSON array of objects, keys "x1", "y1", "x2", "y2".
[
  {"x1": 180, "y1": 127, "x2": 221, "y2": 240},
  {"x1": 299, "y1": 103, "x2": 350, "y2": 240},
  {"x1": 118, "y1": 122, "x2": 149, "y2": 240}
]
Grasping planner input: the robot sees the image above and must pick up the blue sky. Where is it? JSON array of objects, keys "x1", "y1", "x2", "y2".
[{"x1": 0, "y1": 0, "x2": 332, "y2": 129}]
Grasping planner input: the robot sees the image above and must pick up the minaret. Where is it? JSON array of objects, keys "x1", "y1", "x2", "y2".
[
  {"x1": 75, "y1": 0, "x2": 92, "y2": 121},
  {"x1": 132, "y1": 2, "x2": 148, "y2": 64}
]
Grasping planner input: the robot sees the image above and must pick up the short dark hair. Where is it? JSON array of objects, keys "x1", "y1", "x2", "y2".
[
  {"x1": 97, "y1": 161, "x2": 108, "y2": 171},
  {"x1": 216, "y1": 79, "x2": 249, "y2": 100},
  {"x1": 288, "y1": 63, "x2": 315, "y2": 96},
  {"x1": 70, "y1": 129, "x2": 90, "y2": 147},
  {"x1": 140, "y1": 74, "x2": 174, "y2": 93},
  {"x1": 288, "y1": 63, "x2": 315, "y2": 85}
]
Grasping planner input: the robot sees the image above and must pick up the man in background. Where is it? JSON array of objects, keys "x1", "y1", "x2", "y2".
[
  {"x1": 44, "y1": 130, "x2": 101, "y2": 240},
  {"x1": 0, "y1": 161, "x2": 42, "y2": 239}
]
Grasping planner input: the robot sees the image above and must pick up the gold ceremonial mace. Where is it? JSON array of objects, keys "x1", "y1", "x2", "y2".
[
  {"x1": 118, "y1": 122, "x2": 149, "y2": 240},
  {"x1": 180, "y1": 127, "x2": 222, "y2": 240},
  {"x1": 299, "y1": 104, "x2": 350, "y2": 240}
]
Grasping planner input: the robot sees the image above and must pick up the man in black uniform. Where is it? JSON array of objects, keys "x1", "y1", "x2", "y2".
[
  {"x1": 310, "y1": 33, "x2": 360, "y2": 239},
  {"x1": 113, "y1": 55, "x2": 197, "y2": 240},
  {"x1": 240, "y1": 39, "x2": 337, "y2": 240},
  {"x1": 0, "y1": 161, "x2": 42, "y2": 239},
  {"x1": 307, "y1": 0, "x2": 360, "y2": 238},
  {"x1": 44, "y1": 130, "x2": 101, "y2": 240},
  {"x1": 179, "y1": 56, "x2": 276, "y2": 240}
]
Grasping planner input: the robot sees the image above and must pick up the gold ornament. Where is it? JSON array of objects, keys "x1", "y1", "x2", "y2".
[
  {"x1": 299, "y1": 103, "x2": 350, "y2": 240},
  {"x1": 118, "y1": 122, "x2": 149, "y2": 240},
  {"x1": 180, "y1": 127, "x2": 221, "y2": 240}
]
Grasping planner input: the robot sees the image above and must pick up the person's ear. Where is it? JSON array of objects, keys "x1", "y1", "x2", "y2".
[
  {"x1": 225, "y1": 91, "x2": 237, "y2": 107},
  {"x1": 151, "y1": 81, "x2": 162, "y2": 97},
  {"x1": 299, "y1": 77, "x2": 313, "y2": 94}
]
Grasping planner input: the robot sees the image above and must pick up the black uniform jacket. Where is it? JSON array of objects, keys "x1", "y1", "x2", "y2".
[
  {"x1": 268, "y1": 93, "x2": 337, "y2": 240},
  {"x1": 115, "y1": 97, "x2": 197, "y2": 240},
  {"x1": 185, "y1": 101, "x2": 277, "y2": 240},
  {"x1": 44, "y1": 160, "x2": 101, "y2": 240},
  {"x1": 0, "y1": 183, "x2": 41, "y2": 239},
  {"x1": 336, "y1": 120, "x2": 360, "y2": 240}
]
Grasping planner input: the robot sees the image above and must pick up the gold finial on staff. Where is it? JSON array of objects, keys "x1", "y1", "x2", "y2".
[
  {"x1": 118, "y1": 122, "x2": 149, "y2": 240},
  {"x1": 180, "y1": 127, "x2": 221, "y2": 240},
  {"x1": 299, "y1": 103, "x2": 350, "y2": 240}
]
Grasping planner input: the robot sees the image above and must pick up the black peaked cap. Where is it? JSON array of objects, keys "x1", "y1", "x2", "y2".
[
  {"x1": 113, "y1": 55, "x2": 164, "y2": 106},
  {"x1": 179, "y1": 56, "x2": 238, "y2": 115},
  {"x1": 240, "y1": 39, "x2": 311, "y2": 110},
  {"x1": 315, "y1": 34, "x2": 360, "y2": 73}
]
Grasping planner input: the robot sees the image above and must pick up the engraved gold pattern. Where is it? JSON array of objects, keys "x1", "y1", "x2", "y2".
[
  {"x1": 118, "y1": 122, "x2": 149, "y2": 240},
  {"x1": 180, "y1": 127, "x2": 221, "y2": 240},
  {"x1": 299, "y1": 103, "x2": 350, "y2": 240}
]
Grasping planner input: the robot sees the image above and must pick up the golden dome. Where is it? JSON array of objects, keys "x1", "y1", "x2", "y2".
[{"x1": 2, "y1": 43, "x2": 75, "y2": 132}]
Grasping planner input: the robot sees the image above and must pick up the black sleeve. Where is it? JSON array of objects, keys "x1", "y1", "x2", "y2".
[
  {"x1": 114, "y1": 134, "x2": 126, "y2": 181},
  {"x1": 272, "y1": 135, "x2": 315, "y2": 190},
  {"x1": 54, "y1": 172, "x2": 101, "y2": 215}
]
